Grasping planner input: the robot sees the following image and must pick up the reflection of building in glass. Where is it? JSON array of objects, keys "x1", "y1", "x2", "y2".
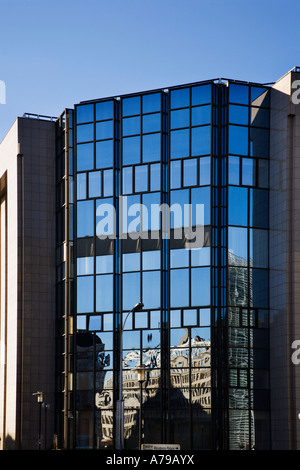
[{"x1": 2, "y1": 68, "x2": 300, "y2": 450}]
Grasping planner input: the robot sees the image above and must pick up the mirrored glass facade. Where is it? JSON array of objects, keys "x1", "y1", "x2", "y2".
[{"x1": 55, "y1": 79, "x2": 271, "y2": 450}]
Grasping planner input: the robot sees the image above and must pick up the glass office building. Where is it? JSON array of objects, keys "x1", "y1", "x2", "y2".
[
  {"x1": 3, "y1": 68, "x2": 300, "y2": 451},
  {"x1": 55, "y1": 77, "x2": 271, "y2": 450}
]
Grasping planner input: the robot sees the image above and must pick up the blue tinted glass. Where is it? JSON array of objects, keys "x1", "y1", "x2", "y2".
[
  {"x1": 170, "y1": 310, "x2": 181, "y2": 327},
  {"x1": 77, "y1": 200, "x2": 94, "y2": 237},
  {"x1": 170, "y1": 129, "x2": 189, "y2": 159},
  {"x1": 89, "y1": 315, "x2": 102, "y2": 331},
  {"x1": 191, "y1": 267, "x2": 210, "y2": 306},
  {"x1": 170, "y1": 88, "x2": 190, "y2": 109},
  {"x1": 251, "y1": 107, "x2": 269, "y2": 128},
  {"x1": 191, "y1": 247, "x2": 210, "y2": 266},
  {"x1": 191, "y1": 126, "x2": 211, "y2": 156},
  {"x1": 142, "y1": 133, "x2": 160, "y2": 162},
  {"x1": 170, "y1": 189, "x2": 189, "y2": 228},
  {"x1": 191, "y1": 187, "x2": 210, "y2": 225},
  {"x1": 249, "y1": 188, "x2": 268, "y2": 228},
  {"x1": 96, "y1": 274, "x2": 113, "y2": 311},
  {"x1": 150, "y1": 163, "x2": 160, "y2": 191},
  {"x1": 122, "y1": 136, "x2": 140, "y2": 165},
  {"x1": 170, "y1": 268, "x2": 189, "y2": 307},
  {"x1": 199, "y1": 308, "x2": 210, "y2": 326},
  {"x1": 77, "y1": 104, "x2": 94, "y2": 124},
  {"x1": 249, "y1": 229, "x2": 268, "y2": 268},
  {"x1": 103, "y1": 169, "x2": 113, "y2": 196},
  {"x1": 258, "y1": 159, "x2": 268, "y2": 188},
  {"x1": 123, "y1": 252, "x2": 140, "y2": 272},
  {"x1": 229, "y1": 84, "x2": 249, "y2": 105},
  {"x1": 228, "y1": 227, "x2": 248, "y2": 265},
  {"x1": 142, "y1": 192, "x2": 161, "y2": 231},
  {"x1": 229, "y1": 125, "x2": 248, "y2": 155},
  {"x1": 228, "y1": 156, "x2": 240, "y2": 185},
  {"x1": 170, "y1": 248, "x2": 189, "y2": 268},
  {"x1": 199, "y1": 156, "x2": 210, "y2": 185},
  {"x1": 229, "y1": 105, "x2": 249, "y2": 125},
  {"x1": 96, "y1": 140, "x2": 113, "y2": 168},
  {"x1": 77, "y1": 257, "x2": 94, "y2": 275},
  {"x1": 251, "y1": 87, "x2": 269, "y2": 107},
  {"x1": 250, "y1": 127, "x2": 269, "y2": 157},
  {"x1": 184, "y1": 158, "x2": 197, "y2": 186},
  {"x1": 228, "y1": 187, "x2": 248, "y2": 226},
  {"x1": 170, "y1": 160, "x2": 181, "y2": 189},
  {"x1": 183, "y1": 309, "x2": 197, "y2": 326},
  {"x1": 170, "y1": 108, "x2": 189, "y2": 129},
  {"x1": 122, "y1": 166, "x2": 132, "y2": 194},
  {"x1": 96, "y1": 197, "x2": 114, "y2": 238},
  {"x1": 142, "y1": 250, "x2": 160, "y2": 270},
  {"x1": 77, "y1": 143, "x2": 94, "y2": 171},
  {"x1": 122, "y1": 96, "x2": 140, "y2": 116},
  {"x1": 142, "y1": 113, "x2": 161, "y2": 133},
  {"x1": 96, "y1": 120, "x2": 113, "y2": 140},
  {"x1": 77, "y1": 173, "x2": 86, "y2": 200},
  {"x1": 95, "y1": 101, "x2": 113, "y2": 121},
  {"x1": 123, "y1": 116, "x2": 140, "y2": 136},
  {"x1": 96, "y1": 255, "x2": 113, "y2": 273},
  {"x1": 242, "y1": 158, "x2": 255, "y2": 186},
  {"x1": 143, "y1": 271, "x2": 161, "y2": 308},
  {"x1": 77, "y1": 123, "x2": 93, "y2": 143},
  {"x1": 135, "y1": 165, "x2": 148, "y2": 192},
  {"x1": 122, "y1": 272, "x2": 140, "y2": 310},
  {"x1": 251, "y1": 269, "x2": 268, "y2": 308},
  {"x1": 142, "y1": 93, "x2": 161, "y2": 113},
  {"x1": 77, "y1": 276, "x2": 94, "y2": 313},
  {"x1": 191, "y1": 84, "x2": 211, "y2": 105},
  {"x1": 191, "y1": 105, "x2": 211, "y2": 126},
  {"x1": 89, "y1": 171, "x2": 101, "y2": 198}
]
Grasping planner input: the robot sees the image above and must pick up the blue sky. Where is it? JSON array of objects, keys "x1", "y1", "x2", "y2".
[{"x1": 0, "y1": 0, "x2": 299, "y2": 141}]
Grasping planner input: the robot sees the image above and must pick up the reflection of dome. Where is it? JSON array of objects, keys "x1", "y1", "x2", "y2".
[{"x1": 76, "y1": 331, "x2": 103, "y2": 347}]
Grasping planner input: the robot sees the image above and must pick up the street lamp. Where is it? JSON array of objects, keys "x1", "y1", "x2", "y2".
[
  {"x1": 32, "y1": 392, "x2": 44, "y2": 450},
  {"x1": 135, "y1": 365, "x2": 146, "y2": 450},
  {"x1": 116, "y1": 301, "x2": 144, "y2": 450}
]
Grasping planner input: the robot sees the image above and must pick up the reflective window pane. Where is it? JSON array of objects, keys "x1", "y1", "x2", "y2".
[
  {"x1": 95, "y1": 101, "x2": 113, "y2": 121},
  {"x1": 122, "y1": 272, "x2": 140, "y2": 311},
  {"x1": 89, "y1": 171, "x2": 101, "y2": 198},
  {"x1": 228, "y1": 227, "x2": 248, "y2": 265},
  {"x1": 191, "y1": 267, "x2": 210, "y2": 306},
  {"x1": 170, "y1": 88, "x2": 189, "y2": 109},
  {"x1": 77, "y1": 257, "x2": 94, "y2": 275},
  {"x1": 228, "y1": 187, "x2": 248, "y2": 226},
  {"x1": 143, "y1": 271, "x2": 161, "y2": 308},
  {"x1": 77, "y1": 143, "x2": 94, "y2": 172},
  {"x1": 170, "y1": 268, "x2": 189, "y2": 307},
  {"x1": 77, "y1": 124, "x2": 93, "y2": 143},
  {"x1": 123, "y1": 252, "x2": 140, "y2": 272},
  {"x1": 77, "y1": 104, "x2": 94, "y2": 124},
  {"x1": 250, "y1": 229, "x2": 268, "y2": 268},
  {"x1": 229, "y1": 84, "x2": 249, "y2": 105},
  {"x1": 170, "y1": 160, "x2": 181, "y2": 189},
  {"x1": 184, "y1": 158, "x2": 197, "y2": 186},
  {"x1": 142, "y1": 250, "x2": 160, "y2": 270},
  {"x1": 199, "y1": 156, "x2": 211, "y2": 185},
  {"x1": 191, "y1": 187, "x2": 210, "y2": 226},
  {"x1": 191, "y1": 247, "x2": 210, "y2": 266},
  {"x1": 170, "y1": 129, "x2": 189, "y2": 159},
  {"x1": 191, "y1": 126, "x2": 211, "y2": 156},
  {"x1": 142, "y1": 133, "x2": 160, "y2": 163},
  {"x1": 142, "y1": 93, "x2": 161, "y2": 113},
  {"x1": 228, "y1": 125, "x2": 248, "y2": 155},
  {"x1": 135, "y1": 165, "x2": 148, "y2": 192},
  {"x1": 143, "y1": 113, "x2": 161, "y2": 133},
  {"x1": 191, "y1": 105, "x2": 211, "y2": 126},
  {"x1": 77, "y1": 276, "x2": 94, "y2": 313},
  {"x1": 103, "y1": 169, "x2": 113, "y2": 196},
  {"x1": 150, "y1": 163, "x2": 160, "y2": 191},
  {"x1": 229, "y1": 105, "x2": 249, "y2": 125},
  {"x1": 96, "y1": 140, "x2": 113, "y2": 168},
  {"x1": 170, "y1": 249, "x2": 189, "y2": 268},
  {"x1": 122, "y1": 166, "x2": 132, "y2": 194},
  {"x1": 96, "y1": 255, "x2": 113, "y2": 274},
  {"x1": 242, "y1": 158, "x2": 255, "y2": 186},
  {"x1": 122, "y1": 136, "x2": 140, "y2": 165},
  {"x1": 191, "y1": 84, "x2": 211, "y2": 105},
  {"x1": 250, "y1": 127, "x2": 269, "y2": 158},
  {"x1": 96, "y1": 275, "x2": 113, "y2": 311},
  {"x1": 77, "y1": 200, "x2": 94, "y2": 237},
  {"x1": 77, "y1": 173, "x2": 87, "y2": 200},
  {"x1": 96, "y1": 120, "x2": 113, "y2": 140},
  {"x1": 123, "y1": 116, "x2": 140, "y2": 136},
  {"x1": 250, "y1": 188, "x2": 268, "y2": 228},
  {"x1": 170, "y1": 108, "x2": 189, "y2": 129},
  {"x1": 228, "y1": 156, "x2": 240, "y2": 185},
  {"x1": 122, "y1": 96, "x2": 140, "y2": 116}
]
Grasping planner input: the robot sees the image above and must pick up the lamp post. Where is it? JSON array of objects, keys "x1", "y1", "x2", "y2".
[
  {"x1": 116, "y1": 302, "x2": 144, "y2": 450},
  {"x1": 32, "y1": 391, "x2": 44, "y2": 450},
  {"x1": 136, "y1": 365, "x2": 146, "y2": 450}
]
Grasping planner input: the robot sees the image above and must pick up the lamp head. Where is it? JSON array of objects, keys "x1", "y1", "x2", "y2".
[{"x1": 132, "y1": 302, "x2": 144, "y2": 313}]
